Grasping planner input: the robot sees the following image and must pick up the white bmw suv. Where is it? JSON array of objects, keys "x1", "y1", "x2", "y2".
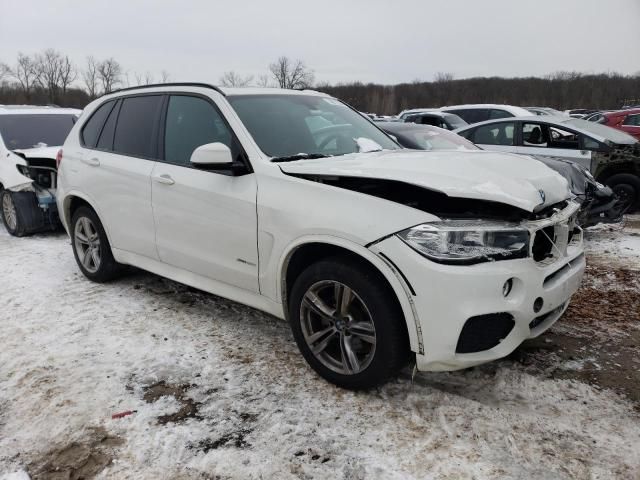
[{"x1": 57, "y1": 84, "x2": 585, "y2": 389}]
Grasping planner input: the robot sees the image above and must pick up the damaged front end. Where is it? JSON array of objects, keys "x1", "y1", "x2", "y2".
[{"x1": 1, "y1": 150, "x2": 60, "y2": 235}]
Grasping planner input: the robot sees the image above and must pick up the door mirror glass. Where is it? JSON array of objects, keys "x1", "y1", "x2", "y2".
[{"x1": 190, "y1": 142, "x2": 233, "y2": 167}]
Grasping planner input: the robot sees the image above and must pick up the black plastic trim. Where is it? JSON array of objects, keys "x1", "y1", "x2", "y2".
[
  {"x1": 378, "y1": 252, "x2": 416, "y2": 296},
  {"x1": 107, "y1": 82, "x2": 226, "y2": 97}
]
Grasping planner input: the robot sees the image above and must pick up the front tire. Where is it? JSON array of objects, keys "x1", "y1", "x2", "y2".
[
  {"x1": 605, "y1": 173, "x2": 640, "y2": 212},
  {"x1": 289, "y1": 257, "x2": 409, "y2": 389},
  {"x1": 71, "y1": 206, "x2": 122, "y2": 282},
  {"x1": 1, "y1": 190, "x2": 27, "y2": 237}
]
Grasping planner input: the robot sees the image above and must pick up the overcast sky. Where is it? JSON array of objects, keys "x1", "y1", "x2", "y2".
[{"x1": 2, "y1": 0, "x2": 639, "y2": 86}]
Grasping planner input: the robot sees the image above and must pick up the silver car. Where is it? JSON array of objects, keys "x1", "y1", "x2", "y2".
[{"x1": 455, "y1": 116, "x2": 640, "y2": 210}]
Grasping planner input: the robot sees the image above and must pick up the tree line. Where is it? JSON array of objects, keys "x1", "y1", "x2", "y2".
[
  {"x1": 1, "y1": 50, "x2": 638, "y2": 113},
  {"x1": 318, "y1": 72, "x2": 640, "y2": 115}
]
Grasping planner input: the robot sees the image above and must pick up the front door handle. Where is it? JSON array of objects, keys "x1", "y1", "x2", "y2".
[
  {"x1": 81, "y1": 157, "x2": 100, "y2": 167},
  {"x1": 152, "y1": 174, "x2": 175, "y2": 185}
]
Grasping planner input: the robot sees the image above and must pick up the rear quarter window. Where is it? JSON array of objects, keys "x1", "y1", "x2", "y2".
[{"x1": 81, "y1": 100, "x2": 115, "y2": 148}]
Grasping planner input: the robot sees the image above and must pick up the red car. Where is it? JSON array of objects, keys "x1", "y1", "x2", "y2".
[{"x1": 590, "y1": 108, "x2": 640, "y2": 140}]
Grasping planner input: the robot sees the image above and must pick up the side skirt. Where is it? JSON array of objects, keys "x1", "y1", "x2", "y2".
[{"x1": 112, "y1": 248, "x2": 285, "y2": 319}]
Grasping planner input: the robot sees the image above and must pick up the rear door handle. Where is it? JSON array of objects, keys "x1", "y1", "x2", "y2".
[
  {"x1": 81, "y1": 157, "x2": 100, "y2": 167},
  {"x1": 152, "y1": 173, "x2": 175, "y2": 185}
]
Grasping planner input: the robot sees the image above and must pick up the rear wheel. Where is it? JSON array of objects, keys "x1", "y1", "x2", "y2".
[
  {"x1": 288, "y1": 257, "x2": 409, "y2": 389},
  {"x1": 605, "y1": 173, "x2": 640, "y2": 212},
  {"x1": 1, "y1": 190, "x2": 27, "y2": 237},
  {"x1": 71, "y1": 206, "x2": 122, "y2": 282}
]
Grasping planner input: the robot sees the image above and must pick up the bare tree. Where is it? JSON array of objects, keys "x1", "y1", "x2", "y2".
[
  {"x1": 12, "y1": 53, "x2": 39, "y2": 100},
  {"x1": 160, "y1": 70, "x2": 170, "y2": 83},
  {"x1": 134, "y1": 71, "x2": 154, "y2": 86},
  {"x1": 219, "y1": 71, "x2": 253, "y2": 87},
  {"x1": 82, "y1": 56, "x2": 100, "y2": 99},
  {"x1": 255, "y1": 74, "x2": 271, "y2": 88},
  {"x1": 59, "y1": 55, "x2": 76, "y2": 97},
  {"x1": 97, "y1": 58, "x2": 122, "y2": 94},
  {"x1": 0, "y1": 62, "x2": 10, "y2": 82},
  {"x1": 268, "y1": 56, "x2": 314, "y2": 89},
  {"x1": 434, "y1": 72, "x2": 454, "y2": 83}
]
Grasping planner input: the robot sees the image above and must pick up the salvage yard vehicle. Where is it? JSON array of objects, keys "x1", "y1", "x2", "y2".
[
  {"x1": 57, "y1": 84, "x2": 585, "y2": 389},
  {"x1": 439, "y1": 104, "x2": 532, "y2": 125},
  {"x1": 0, "y1": 105, "x2": 81, "y2": 236},
  {"x1": 587, "y1": 108, "x2": 640, "y2": 141},
  {"x1": 378, "y1": 122, "x2": 624, "y2": 226},
  {"x1": 402, "y1": 110, "x2": 468, "y2": 131},
  {"x1": 456, "y1": 116, "x2": 640, "y2": 210}
]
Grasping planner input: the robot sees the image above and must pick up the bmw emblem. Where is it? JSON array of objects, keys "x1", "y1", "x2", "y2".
[{"x1": 539, "y1": 189, "x2": 546, "y2": 203}]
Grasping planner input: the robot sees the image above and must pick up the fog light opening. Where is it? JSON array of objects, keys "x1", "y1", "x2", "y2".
[
  {"x1": 502, "y1": 278, "x2": 514, "y2": 298},
  {"x1": 533, "y1": 297, "x2": 544, "y2": 313}
]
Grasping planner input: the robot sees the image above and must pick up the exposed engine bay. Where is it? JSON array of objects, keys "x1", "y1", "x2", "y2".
[{"x1": 2, "y1": 152, "x2": 59, "y2": 234}]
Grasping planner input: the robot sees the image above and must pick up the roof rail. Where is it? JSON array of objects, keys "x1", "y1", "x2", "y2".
[{"x1": 107, "y1": 82, "x2": 225, "y2": 97}]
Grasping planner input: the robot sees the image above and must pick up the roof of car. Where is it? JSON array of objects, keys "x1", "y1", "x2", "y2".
[
  {"x1": 0, "y1": 105, "x2": 81, "y2": 115},
  {"x1": 455, "y1": 115, "x2": 637, "y2": 144},
  {"x1": 440, "y1": 104, "x2": 532, "y2": 115},
  {"x1": 604, "y1": 108, "x2": 640, "y2": 117},
  {"x1": 404, "y1": 110, "x2": 450, "y2": 118},
  {"x1": 376, "y1": 121, "x2": 444, "y2": 133},
  {"x1": 104, "y1": 83, "x2": 329, "y2": 98}
]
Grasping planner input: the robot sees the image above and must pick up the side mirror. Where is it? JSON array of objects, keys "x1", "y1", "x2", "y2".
[{"x1": 190, "y1": 142, "x2": 233, "y2": 168}]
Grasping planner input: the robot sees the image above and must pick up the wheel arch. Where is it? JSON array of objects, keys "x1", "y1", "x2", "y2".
[
  {"x1": 61, "y1": 191, "x2": 114, "y2": 245},
  {"x1": 279, "y1": 236, "x2": 422, "y2": 354}
]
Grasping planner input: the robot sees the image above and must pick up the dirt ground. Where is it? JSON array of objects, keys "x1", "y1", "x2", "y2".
[{"x1": 0, "y1": 216, "x2": 639, "y2": 480}]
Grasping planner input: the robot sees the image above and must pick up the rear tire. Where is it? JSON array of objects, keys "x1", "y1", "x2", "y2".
[
  {"x1": 1, "y1": 190, "x2": 27, "y2": 237},
  {"x1": 605, "y1": 173, "x2": 640, "y2": 212},
  {"x1": 71, "y1": 206, "x2": 122, "y2": 282},
  {"x1": 288, "y1": 256, "x2": 409, "y2": 389}
]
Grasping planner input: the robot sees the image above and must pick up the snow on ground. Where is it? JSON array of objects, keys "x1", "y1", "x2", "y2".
[{"x1": 0, "y1": 220, "x2": 639, "y2": 479}]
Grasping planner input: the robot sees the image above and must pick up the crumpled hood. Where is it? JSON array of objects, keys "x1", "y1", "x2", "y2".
[
  {"x1": 278, "y1": 150, "x2": 571, "y2": 212},
  {"x1": 13, "y1": 146, "x2": 60, "y2": 160}
]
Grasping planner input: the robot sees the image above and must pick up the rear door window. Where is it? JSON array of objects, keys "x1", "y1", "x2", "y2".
[
  {"x1": 472, "y1": 122, "x2": 515, "y2": 145},
  {"x1": 82, "y1": 100, "x2": 115, "y2": 148},
  {"x1": 113, "y1": 95, "x2": 163, "y2": 158}
]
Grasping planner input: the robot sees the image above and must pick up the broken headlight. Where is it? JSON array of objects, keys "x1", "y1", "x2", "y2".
[{"x1": 397, "y1": 220, "x2": 530, "y2": 265}]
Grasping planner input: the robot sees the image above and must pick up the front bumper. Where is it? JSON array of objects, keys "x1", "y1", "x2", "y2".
[{"x1": 370, "y1": 226, "x2": 585, "y2": 372}]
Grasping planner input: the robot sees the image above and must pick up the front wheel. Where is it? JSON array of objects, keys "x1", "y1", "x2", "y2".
[
  {"x1": 288, "y1": 257, "x2": 409, "y2": 389},
  {"x1": 605, "y1": 173, "x2": 640, "y2": 213},
  {"x1": 1, "y1": 190, "x2": 27, "y2": 237},
  {"x1": 71, "y1": 206, "x2": 122, "y2": 282}
]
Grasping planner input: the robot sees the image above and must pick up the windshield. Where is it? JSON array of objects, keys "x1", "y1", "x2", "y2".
[
  {"x1": 406, "y1": 128, "x2": 479, "y2": 151},
  {"x1": 443, "y1": 114, "x2": 468, "y2": 129},
  {"x1": 227, "y1": 94, "x2": 399, "y2": 158},
  {"x1": 0, "y1": 114, "x2": 77, "y2": 150}
]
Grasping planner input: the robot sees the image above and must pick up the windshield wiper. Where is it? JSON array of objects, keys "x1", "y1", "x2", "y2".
[{"x1": 271, "y1": 153, "x2": 330, "y2": 163}]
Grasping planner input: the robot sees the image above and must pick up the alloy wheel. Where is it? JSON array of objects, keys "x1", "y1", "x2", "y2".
[
  {"x1": 2, "y1": 193, "x2": 18, "y2": 231},
  {"x1": 299, "y1": 280, "x2": 377, "y2": 375},
  {"x1": 74, "y1": 217, "x2": 102, "y2": 273}
]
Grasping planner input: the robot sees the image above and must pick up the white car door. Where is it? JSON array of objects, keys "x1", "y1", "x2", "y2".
[
  {"x1": 150, "y1": 94, "x2": 259, "y2": 292},
  {"x1": 75, "y1": 95, "x2": 162, "y2": 259},
  {"x1": 517, "y1": 122, "x2": 592, "y2": 170}
]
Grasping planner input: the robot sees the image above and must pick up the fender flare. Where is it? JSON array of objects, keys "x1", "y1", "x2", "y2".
[
  {"x1": 277, "y1": 234, "x2": 423, "y2": 354},
  {"x1": 60, "y1": 190, "x2": 115, "y2": 247}
]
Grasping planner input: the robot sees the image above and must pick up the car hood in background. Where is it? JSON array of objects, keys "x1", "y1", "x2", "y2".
[
  {"x1": 278, "y1": 150, "x2": 570, "y2": 213},
  {"x1": 12, "y1": 146, "x2": 60, "y2": 160}
]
